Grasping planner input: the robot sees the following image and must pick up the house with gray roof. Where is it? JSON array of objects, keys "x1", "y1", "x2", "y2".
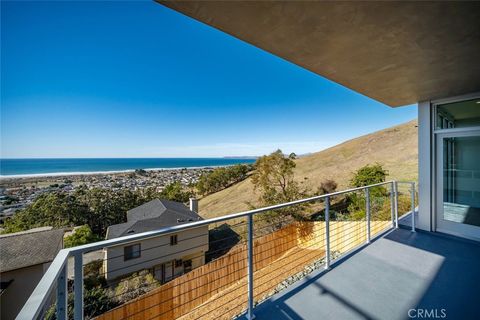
[
  {"x1": 0, "y1": 227, "x2": 64, "y2": 320},
  {"x1": 104, "y1": 199, "x2": 209, "y2": 282}
]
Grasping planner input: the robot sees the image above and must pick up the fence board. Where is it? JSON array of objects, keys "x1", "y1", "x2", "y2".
[{"x1": 95, "y1": 220, "x2": 390, "y2": 320}]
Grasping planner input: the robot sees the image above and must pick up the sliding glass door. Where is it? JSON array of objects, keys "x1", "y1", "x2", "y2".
[
  {"x1": 434, "y1": 97, "x2": 480, "y2": 240},
  {"x1": 436, "y1": 130, "x2": 480, "y2": 240}
]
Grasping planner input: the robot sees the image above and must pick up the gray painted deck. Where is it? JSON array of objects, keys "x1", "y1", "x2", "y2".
[
  {"x1": 398, "y1": 211, "x2": 418, "y2": 229},
  {"x1": 249, "y1": 228, "x2": 480, "y2": 320}
]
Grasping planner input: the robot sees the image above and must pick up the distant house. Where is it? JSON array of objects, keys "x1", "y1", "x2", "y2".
[
  {"x1": 0, "y1": 227, "x2": 64, "y2": 320},
  {"x1": 104, "y1": 199, "x2": 208, "y2": 282}
]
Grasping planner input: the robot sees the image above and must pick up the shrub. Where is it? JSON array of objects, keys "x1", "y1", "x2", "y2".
[
  {"x1": 350, "y1": 163, "x2": 388, "y2": 187},
  {"x1": 114, "y1": 270, "x2": 160, "y2": 304},
  {"x1": 346, "y1": 164, "x2": 389, "y2": 220},
  {"x1": 64, "y1": 225, "x2": 101, "y2": 248},
  {"x1": 318, "y1": 179, "x2": 338, "y2": 195},
  {"x1": 45, "y1": 287, "x2": 117, "y2": 320},
  {"x1": 84, "y1": 260, "x2": 107, "y2": 289}
]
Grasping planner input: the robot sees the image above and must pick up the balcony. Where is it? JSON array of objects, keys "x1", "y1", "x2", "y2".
[
  {"x1": 248, "y1": 227, "x2": 480, "y2": 320},
  {"x1": 18, "y1": 180, "x2": 478, "y2": 320}
]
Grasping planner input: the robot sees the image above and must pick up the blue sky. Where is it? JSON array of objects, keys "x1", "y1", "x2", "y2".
[{"x1": 1, "y1": 1, "x2": 416, "y2": 158}]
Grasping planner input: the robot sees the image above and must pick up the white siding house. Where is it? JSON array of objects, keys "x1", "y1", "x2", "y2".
[{"x1": 104, "y1": 199, "x2": 209, "y2": 281}]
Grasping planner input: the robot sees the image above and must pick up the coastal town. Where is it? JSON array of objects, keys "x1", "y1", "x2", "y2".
[{"x1": 0, "y1": 167, "x2": 214, "y2": 223}]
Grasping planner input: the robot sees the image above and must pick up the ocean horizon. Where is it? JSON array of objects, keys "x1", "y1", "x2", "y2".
[{"x1": 0, "y1": 158, "x2": 256, "y2": 177}]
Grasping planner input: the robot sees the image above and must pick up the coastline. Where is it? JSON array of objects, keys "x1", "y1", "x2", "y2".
[
  {"x1": 0, "y1": 165, "x2": 232, "y2": 180},
  {"x1": 0, "y1": 166, "x2": 217, "y2": 218}
]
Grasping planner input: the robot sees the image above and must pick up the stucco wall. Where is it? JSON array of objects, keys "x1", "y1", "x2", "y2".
[{"x1": 0, "y1": 263, "x2": 49, "y2": 320}]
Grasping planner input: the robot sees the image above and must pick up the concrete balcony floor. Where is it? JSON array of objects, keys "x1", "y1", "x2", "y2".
[{"x1": 249, "y1": 227, "x2": 480, "y2": 320}]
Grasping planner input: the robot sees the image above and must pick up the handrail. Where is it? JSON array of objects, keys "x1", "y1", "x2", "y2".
[
  {"x1": 69, "y1": 180, "x2": 395, "y2": 253},
  {"x1": 17, "y1": 180, "x2": 413, "y2": 320},
  {"x1": 16, "y1": 249, "x2": 69, "y2": 320}
]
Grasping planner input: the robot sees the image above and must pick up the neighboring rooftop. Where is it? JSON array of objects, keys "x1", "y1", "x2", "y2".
[
  {"x1": 106, "y1": 199, "x2": 203, "y2": 240},
  {"x1": 0, "y1": 227, "x2": 64, "y2": 272}
]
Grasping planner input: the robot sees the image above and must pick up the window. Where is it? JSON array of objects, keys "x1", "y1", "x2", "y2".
[
  {"x1": 174, "y1": 259, "x2": 183, "y2": 268},
  {"x1": 436, "y1": 99, "x2": 480, "y2": 130},
  {"x1": 170, "y1": 234, "x2": 178, "y2": 245},
  {"x1": 124, "y1": 244, "x2": 141, "y2": 261},
  {"x1": 183, "y1": 259, "x2": 192, "y2": 272}
]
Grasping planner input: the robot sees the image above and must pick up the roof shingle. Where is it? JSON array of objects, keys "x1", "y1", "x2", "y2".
[
  {"x1": 106, "y1": 199, "x2": 203, "y2": 240},
  {"x1": 0, "y1": 227, "x2": 64, "y2": 272}
]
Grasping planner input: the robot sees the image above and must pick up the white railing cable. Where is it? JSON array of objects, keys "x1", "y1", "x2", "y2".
[
  {"x1": 411, "y1": 182, "x2": 416, "y2": 232},
  {"x1": 365, "y1": 188, "x2": 371, "y2": 244},
  {"x1": 324, "y1": 196, "x2": 331, "y2": 269},
  {"x1": 18, "y1": 180, "x2": 415, "y2": 320}
]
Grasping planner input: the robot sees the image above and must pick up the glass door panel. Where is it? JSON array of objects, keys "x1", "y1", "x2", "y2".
[
  {"x1": 442, "y1": 136, "x2": 480, "y2": 226},
  {"x1": 437, "y1": 131, "x2": 480, "y2": 240}
]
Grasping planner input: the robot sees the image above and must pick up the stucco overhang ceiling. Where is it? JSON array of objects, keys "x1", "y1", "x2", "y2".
[{"x1": 158, "y1": 1, "x2": 480, "y2": 107}]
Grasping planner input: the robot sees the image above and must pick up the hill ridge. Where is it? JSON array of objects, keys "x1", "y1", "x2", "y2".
[{"x1": 199, "y1": 119, "x2": 418, "y2": 219}]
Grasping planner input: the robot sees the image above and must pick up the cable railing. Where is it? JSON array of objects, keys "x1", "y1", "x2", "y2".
[{"x1": 17, "y1": 180, "x2": 416, "y2": 320}]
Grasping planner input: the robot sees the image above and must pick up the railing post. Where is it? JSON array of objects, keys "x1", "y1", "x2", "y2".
[
  {"x1": 57, "y1": 264, "x2": 68, "y2": 320},
  {"x1": 390, "y1": 182, "x2": 395, "y2": 228},
  {"x1": 324, "y1": 196, "x2": 330, "y2": 269},
  {"x1": 394, "y1": 181, "x2": 399, "y2": 229},
  {"x1": 411, "y1": 182, "x2": 416, "y2": 232},
  {"x1": 365, "y1": 188, "x2": 371, "y2": 244},
  {"x1": 247, "y1": 214, "x2": 255, "y2": 320},
  {"x1": 74, "y1": 252, "x2": 84, "y2": 320}
]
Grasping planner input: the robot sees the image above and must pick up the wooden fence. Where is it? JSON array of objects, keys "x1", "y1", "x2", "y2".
[{"x1": 95, "y1": 220, "x2": 391, "y2": 320}]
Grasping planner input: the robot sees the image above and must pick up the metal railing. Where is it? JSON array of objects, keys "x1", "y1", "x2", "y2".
[{"x1": 17, "y1": 180, "x2": 416, "y2": 320}]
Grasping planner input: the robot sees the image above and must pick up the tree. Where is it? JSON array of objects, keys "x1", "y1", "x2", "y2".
[
  {"x1": 2, "y1": 182, "x2": 194, "y2": 239},
  {"x1": 196, "y1": 164, "x2": 252, "y2": 196},
  {"x1": 1, "y1": 192, "x2": 89, "y2": 233},
  {"x1": 64, "y1": 225, "x2": 101, "y2": 248},
  {"x1": 347, "y1": 163, "x2": 389, "y2": 220},
  {"x1": 251, "y1": 150, "x2": 313, "y2": 222},
  {"x1": 73, "y1": 187, "x2": 141, "y2": 236},
  {"x1": 159, "y1": 181, "x2": 194, "y2": 203},
  {"x1": 350, "y1": 163, "x2": 388, "y2": 187},
  {"x1": 2, "y1": 187, "x2": 146, "y2": 238}
]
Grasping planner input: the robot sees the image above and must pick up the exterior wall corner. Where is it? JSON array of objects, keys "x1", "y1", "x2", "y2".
[{"x1": 417, "y1": 100, "x2": 433, "y2": 231}]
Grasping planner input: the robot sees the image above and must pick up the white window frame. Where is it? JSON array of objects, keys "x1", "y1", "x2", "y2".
[
  {"x1": 124, "y1": 243, "x2": 141, "y2": 261},
  {"x1": 430, "y1": 92, "x2": 480, "y2": 233}
]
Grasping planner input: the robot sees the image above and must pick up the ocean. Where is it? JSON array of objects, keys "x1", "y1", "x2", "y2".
[{"x1": 0, "y1": 158, "x2": 256, "y2": 177}]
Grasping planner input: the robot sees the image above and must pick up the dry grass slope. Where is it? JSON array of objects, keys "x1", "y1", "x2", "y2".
[{"x1": 199, "y1": 120, "x2": 418, "y2": 219}]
